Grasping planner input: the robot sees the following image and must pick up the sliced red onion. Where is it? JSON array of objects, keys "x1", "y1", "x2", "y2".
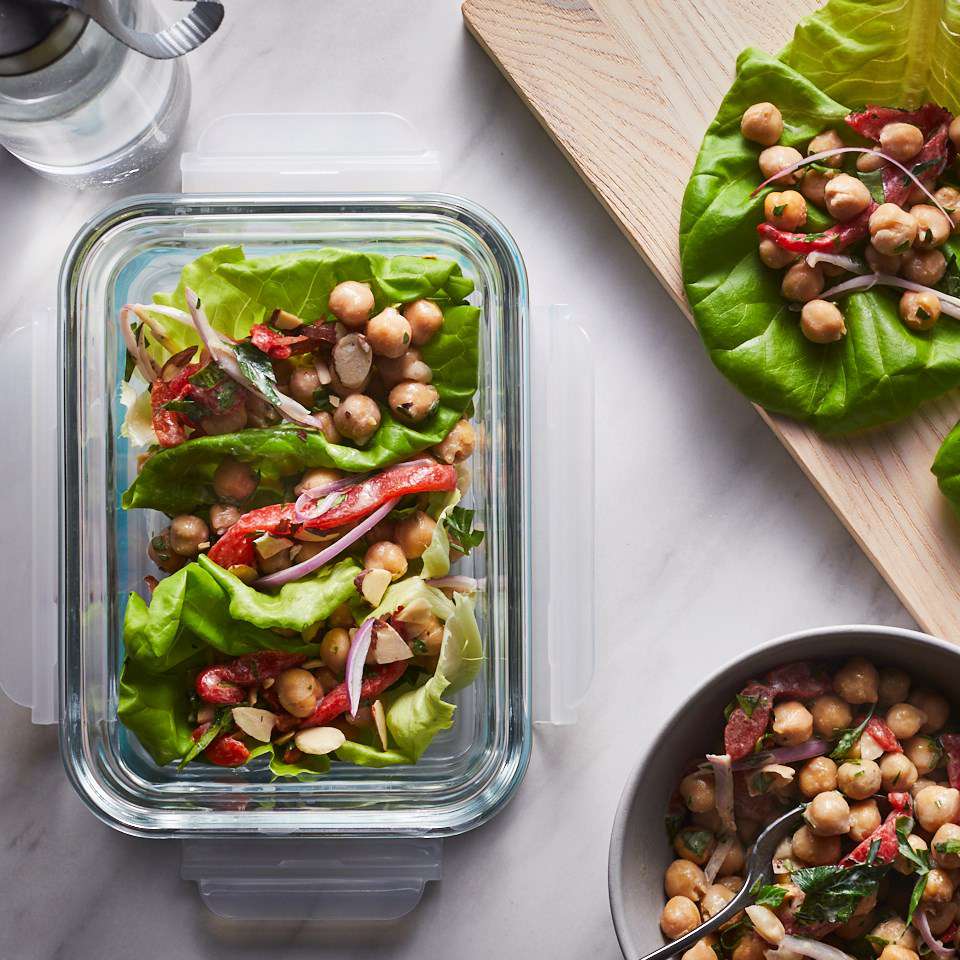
[
  {"x1": 707, "y1": 753, "x2": 737, "y2": 835},
  {"x1": 732, "y1": 740, "x2": 830, "y2": 771},
  {"x1": 915, "y1": 909, "x2": 956, "y2": 958},
  {"x1": 298, "y1": 475, "x2": 366, "y2": 500},
  {"x1": 345, "y1": 617, "x2": 375, "y2": 718},
  {"x1": 119, "y1": 306, "x2": 155, "y2": 381},
  {"x1": 704, "y1": 835, "x2": 735, "y2": 883},
  {"x1": 252, "y1": 497, "x2": 399, "y2": 588},
  {"x1": 424, "y1": 575, "x2": 480, "y2": 593},
  {"x1": 805, "y1": 252, "x2": 868, "y2": 274},
  {"x1": 823, "y1": 272, "x2": 960, "y2": 319},
  {"x1": 750, "y1": 147, "x2": 953, "y2": 221},
  {"x1": 131, "y1": 304, "x2": 184, "y2": 354},
  {"x1": 293, "y1": 491, "x2": 342, "y2": 524},
  {"x1": 136, "y1": 325, "x2": 159, "y2": 380},
  {"x1": 779, "y1": 936, "x2": 857, "y2": 960}
]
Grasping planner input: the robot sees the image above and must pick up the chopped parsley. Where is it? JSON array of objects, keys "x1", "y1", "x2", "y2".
[
  {"x1": 792, "y1": 861, "x2": 887, "y2": 925},
  {"x1": 916, "y1": 306, "x2": 931, "y2": 322},
  {"x1": 896, "y1": 816, "x2": 931, "y2": 924},
  {"x1": 446, "y1": 506, "x2": 485, "y2": 555},
  {"x1": 749, "y1": 880, "x2": 788, "y2": 908},
  {"x1": 773, "y1": 203, "x2": 787, "y2": 217},
  {"x1": 678, "y1": 828, "x2": 713, "y2": 857},
  {"x1": 830, "y1": 707, "x2": 874, "y2": 761},
  {"x1": 935, "y1": 839, "x2": 960, "y2": 856},
  {"x1": 894, "y1": 240, "x2": 913, "y2": 254}
]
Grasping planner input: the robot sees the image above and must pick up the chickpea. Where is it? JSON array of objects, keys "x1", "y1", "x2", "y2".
[
  {"x1": 902, "y1": 248, "x2": 947, "y2": 286},
  {"x1": 274, "y1": 667, "x2": 320, "y2": 718},
  {"x1": 870, "y1": 204, "x2": 919, "y2": 255},
  {"x1": 741, "y1": 103, "x2": 783, "y2": 146},
  {"x1": 879, "y1": 122, "x2": 924, "y2": 162},
  {"x1": 209, "y1": 503, "x2": 241, "y2": 537},
  {"x1": 378, "y1": 348, "x2": 433, "y2": 389},
  {"x1": 782, "y1": 262, "x2": 824, "y2": 303},
  {"x1": 865, "y1": 245, "x2": 902, "y2": 276},
  {"x1": 293, "y1": 541, "x2": 329, "y2": 563},
  {"x1": 701, "y1": 883, "x2": 734, "y2": 920},
  {"x1": 364, "y1": 541, "x2": 408, "y2": 580},
  {"x1": 333, "y1": 393, "x2": 381, "y2": 444},
  {"x1": 799, "y1": 756, "x2": 839, "y2": 798},
  {"x1": 911, "y1": 204, "x2": 952, "y2": 249},
  {"x1": 759, "y1": 146, "x2": 803, "y2": 185},
  {"x1": 664, "y1": 860, "x2": 708, "y2": 901},
  {"x1": 824, "y1": 173, "x2": 872, "y2": 222},
  {"x1": 315, "y1": 410, "x2": 341, "y2": 444},
  {"x1": 148, "y1": 528, "x2": 186, "y2": 574},
  {"x1": 800, "y1": 300, "x2": 846, "y2": 344},
  {"x1": 895, "y1": 833, "x2": 928, "y2": 875},
  {"x1": 915, "y1": 785, "x2": 960, "y2": 832},
  {"x1": 926, "y1": 902, "x2": 959, "y2": 937},
  {"x1": 366, "y1": 307, "x2": 412, "y2": 359},
  {"x1": 932, "y1": 823, "x2": 960, "y2": 868},
  {"x1": 879, "y1": 753, "x2": 918, "y2": 792},
  {"x1": 294, "y1": 468, "x2": 343, "y2": 497},
  {"x1": 870, "y1": 918, "x2": 918, "y2": 955},
  {"x1": 329, "y1": 603, "x2": 354, "y2": 628},
  {"x1": 810, "y1": 696, "x2": 852, "y2": 740},
  {"x1": 289, "y1": 366, "x2": 322, "y2": 408},
  {"x1": 660, "y1": 896, "x2": 701, "y2": 939},
  {"x1": 910, "y1": 689, "x2": 951, "y2": 734},
  {"x1": 413, "y1": 613, "x2": 445, "y2": 657},
  {"x1": 899, "y1": 290, "x2": 941, "y2": 331},
  {"x1": 393, "y1": 511, "x2": 438, "y2": 560},
  {"x1": 258, "y1": 548, "x2": 291, "y2": 574},
  {"x1": 923, "y1": 868, "x2": 955, "y2": 903},
  {"x1": 807, "y1": 129, "x2": 845, "y2": 166},
  {"x1": 732, "y1": 933, "x2": 766, "y2": 960},
  {"x1": 934, "y1": 185, "x2": 960, "y2": 228},
  {"x1": 682, "y1": 940, "x2": 717, "y2": 960},
  {"x1": 764, "y1": 190, "x2": 807, "y2": 231},
  {"x1": 842, "y1": 800, "x2": 880, "y2": 844},
  {"x1": 213, "y1": 457, "x2": 258, "y2": 502},
  {"x1": 912, "y1": 777, "x2": 939, "y2": 798},
  {"x1": 879, "y1": 945, "x2": 920, "y2": 960},
  {"x1": 878, "y1": 667, "x2": 911, "y2": 706},
  {"x1": 434, "y1": 419, "x2": 476, "y2": 464},
  {"x1": 389, "y1": 381, "x2": 440, "y2": 424},
  {"x1": 402, "y1": 299, "x2": 444, "y2": 346},
  {"x1": 800, "y1": 168, "x2": 837, "y2": 208},
  {"x1": 718, "y1": 875, "x2": 744, "y2": 893},
  {"x1": 674, "y1": 827, "x2": 715, "y2": 866},
  {"x1": 805, "y1": 790, "x2": 851, "y2": 836},
  {"x1": 328, "y1": 280, "x2": 375, "y2": 329},
  {"x1": 200, "y1": 403, "x2": 248, "y2": 436},
  {"x1": 245, "y1": 392, "x2": 281, "y2": 429},
  {"x1": 320, "y1": 627, "x2": 351, "y2": 675},
  {"x1": 792, "y1": 824, "x2": 842, "y2": 865},
  {"x1": 758, "y1": 238, "x2": 797, "y2": 270},
  {"x1": 886, "y1": 702, "x2": 927, "y2": 740},
  {"x1": 857, "y1": 151, "x2": 886, "y2": 173},
  {"x1": 838, "y1": 912, "x2": 877, "y2": 941},
  {"x1": 167, "y1": 514, "x2": 210, "y2": 557},
  {"x1": 771, "y1": 701, "x2": 814, "y2": 746},
  {"x1": 834, "y1": 657, "x2": 879, "y2": 704},
  {"x1": 950, "y1": 116, "x2": 960, "y2": 151},
  {"x1": 837, "y1": 759, "x2": 882, "y2": 800}
]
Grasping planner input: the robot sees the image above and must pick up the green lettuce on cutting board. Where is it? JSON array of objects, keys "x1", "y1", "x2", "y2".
[{"x1": 681, "y1": 0, "x2": 960, "y2": 435}]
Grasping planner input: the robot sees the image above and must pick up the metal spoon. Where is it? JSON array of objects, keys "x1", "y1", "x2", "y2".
[
  {"x1": 59, "y1": 0, "x2": 223, "y2": 58},
  {"x1": 636, "y1": 804, "x2": 805, "y2": 960}
]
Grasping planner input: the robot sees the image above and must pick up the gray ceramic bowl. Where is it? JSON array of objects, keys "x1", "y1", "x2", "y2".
[{"x1": 608, "y1": 624, "x2": 955, "y2": 960}]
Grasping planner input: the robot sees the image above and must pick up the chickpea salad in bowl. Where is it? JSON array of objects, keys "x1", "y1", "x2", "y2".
[
  {"x1": 116, "y1": 245, "x2": 485, "y2": 779},
  {"x1": 660, "y1": 657, "x2": 960, "y2": 960}
]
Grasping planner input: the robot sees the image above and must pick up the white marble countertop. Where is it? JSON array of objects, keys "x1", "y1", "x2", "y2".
[{"x1": 0, "y1": 2, "x2": 916, "y2": 958}]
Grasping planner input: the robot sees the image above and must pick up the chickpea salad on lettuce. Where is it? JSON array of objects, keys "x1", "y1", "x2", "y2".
[
  {"x1": 680, "y1": 0, "x2": 960, "y2": 436},
  {"x1": 116, "y1": 245, "x2": 485, "y2": 778},
  {"x1": 661, "y1": 658, "x2": 960, "y2": 960}
]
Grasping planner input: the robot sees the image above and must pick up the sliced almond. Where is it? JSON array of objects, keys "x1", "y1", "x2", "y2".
[
  {"x1": 232, "y1": 707, "x2": 278, "y2": 743},
  {"x1": 262, "y1": 677, "x2": 275, "y2": 689},
  {"x1": 302, "y1": 658, "x2": 324, "y2": 669},
  {"x1": 372, "y1": 700, "x2": 388, "y2": 751},
  {"x1": 332, "y1": 333, "x2": 373, "y2": 390},
  {"x1": 227, "y1": 564, "x2": 258, "y2": 584},
  {"x1": 295, "y1": 726, "x2": 346, "y2": 756},
  {"x1": 373, "y1": 622, "x2": 413, "y2": 664},
  {"x1": 314, "y1": 360, "x2": 332, "y2": 385},
  {"x1": 393, "y1": 597, "x2": 432, "y2": 638},
  {"x1": 271, "y1": 308, "x2": 304, "y2": 331},
  {"x1": 254, "y1": 534, "x2": 294, "y2": 560},
  {"x1": 360, "y1": 567, "x2": 392, "y2": 607}
]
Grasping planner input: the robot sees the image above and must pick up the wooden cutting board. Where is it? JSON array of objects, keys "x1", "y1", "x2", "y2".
[{"x1": 462, "y1": 0, "x2": 960, "y2": 640}]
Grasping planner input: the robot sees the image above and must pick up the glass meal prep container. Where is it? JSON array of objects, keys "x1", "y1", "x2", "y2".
[{"x1": 0, "y1": 115, "x2": 596, "y2": 915}]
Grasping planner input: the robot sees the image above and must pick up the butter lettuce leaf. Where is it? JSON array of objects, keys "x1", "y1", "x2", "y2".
[
  {"x1": 335, "y1": 742, "x2": 413, "y2": 767},
  {"x1": 419, "y1": 489, "x2": 461, "y2": 579},
  {"x1": 682, "y1": 22, "x2": 960, "y2": 435},
  {"x1": 117, "y1": 659, "x2": 195, "y2": 766},
  {"x1": 386, "y1": 674, "x2": 456, "y2": 762}
]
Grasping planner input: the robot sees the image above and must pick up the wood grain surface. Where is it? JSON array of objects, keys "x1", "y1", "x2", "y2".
[{"x1": 461, "y1": 0, "x2": 960, "y2": 639}]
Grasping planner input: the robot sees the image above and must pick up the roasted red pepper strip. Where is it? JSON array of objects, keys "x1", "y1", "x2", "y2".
[
  {"x1": 757, "y1": 203, "x2": 877, "y2": 254},
  {"x1": 150, "y1": 362, "x2": 201, "y2": 448},
  {"x1": 206, "y1": 460, "x2": 458, "y2": 569},
  {"x1": 942, "y1": 734, "x2": 960, "y2": 789},
  {"x1": 765, "y1": 662, "x2": 831, "y2": 700},
  {"x1": 191, "y1": 723, "x2": 251, "y2": 767},
  {"x1": 300, "y1": 662, "x2": 408, "y2": 728},
  {"x1": 882, "y1": 122, "x2": 951, "y2": 206},
  {"x1": 846, "y1": 103, "x2": 953, "y2": 141},
  {"x1": 250, "y1": 324, "x2": 318, "y2": 360},
  {"x1": 841, "y1": 792, "x2": 912, "y2": 866},
  {"x1": 195, "y1": 652, "x2": 306, "y2": 704},
  {"x1": 723, "y1": 682, "x2": 773, "y2": 761},
  {"x1": 864, "y1": 716, "x2": 902, "y2": 753}
]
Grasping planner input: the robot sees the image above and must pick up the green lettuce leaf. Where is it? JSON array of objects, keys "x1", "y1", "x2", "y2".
[
  {"x1": 932, "y1": 420, "x2": 960, "y2": 516},
  {"x1": 117, "y1": 659, "x2": 195, "y2": 766},
  {"x1": 335, "y1": 742, "x2": 413, "y2": 767},
  {"x1": 369, "y1": 576, "x2": 455, "y2": 622},
  {"x1": 420, "y1": 489, "x2": 461, "y2": 579},
  {"x1": 197, "y1": 555, "x2": 359, "y2": 631},
  {"x1": 681, "y1": 33, "x2": 960, "y2": 435},
  {"x1": 268, "y1": 748, "x2": 331, "y2": 780},
  {"x1": 386, "y1": 673, "x2": 456, "y2": 762},
  {"x1": 122, "y1": 302, "x2": 480, "y2": 514},
  {"x1": 436, "y1": 591, "x2": 483, "y2": 694}
]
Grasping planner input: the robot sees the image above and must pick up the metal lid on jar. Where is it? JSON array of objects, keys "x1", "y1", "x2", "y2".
[{"x1": 0, "y1": 0, "x2": 87, "y2": 76}]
